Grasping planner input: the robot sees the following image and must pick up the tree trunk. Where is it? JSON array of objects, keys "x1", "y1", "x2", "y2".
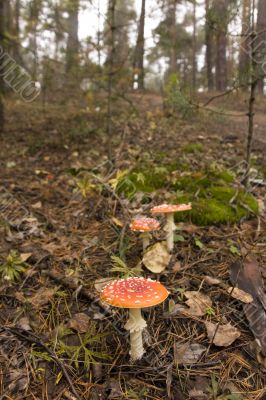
[
  {"x1": 107, "y1": 0, "x2": 116, "y2": 162},
  {"x1": 133, "y1": 0, "x2": 146, "y2": 90},
  {"x1": 192, "y1": 0, "x2": 197, "y2": 92},
  {"x1": 168, "y1": 0, "x2": 178, "y2": 75},
  {"x1": 239, "y1": 0, "x2": 251, "y2": 86},
  {"x1": 205, "y1": 0, "x2": 214, "y2": 91},
  {"x1": 0, "y1": 0, "x2": 5, "y2": 132},
  {"x1": 256, "y1": 0, "x2": 266, "y2": 94},
  {"x1": 14, "y1": 0, "x2": 20, "y2": 62},
  {"x1": 66, "y1": 0, "x2": 79, "y2": 79},
  {"x1": 214, "y1": 0, "x2": 228, "y2": 91}
]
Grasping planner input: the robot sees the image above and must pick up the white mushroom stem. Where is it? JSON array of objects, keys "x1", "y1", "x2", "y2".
[
  {"x1": 165, "y1": 212, "x2": 176, "y2": 252},
  {"x1": 140, "y1": 232, "x2": 151, "y2": 251},
  {"x1": 124, "y1": 308, "x2": 147, "y2": 361}
]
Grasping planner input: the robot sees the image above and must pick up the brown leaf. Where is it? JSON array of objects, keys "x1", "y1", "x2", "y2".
[
  {"x1": 172, "y1": 261, "x2": 182, "y2": 272},
  {"x1": 107, "y1": 378, "x2": 123, "y2": 399},
  {"x1": 31, "y1": 201, "x2": 42, "y2": 209},
  {"x1": 28, "y1": 287, "x2": 57, "y2": 308},
  {"x1": 204, "y1": 276, "x2": 222, "y2": 286},
  {"x1": 67, "y1": 313, "x2": 90, "y2": 333},
  {"x1": 244, "y1": 303, "x2": 266, "y2": 357},
  {"x1": 184, "y1": 291, "x2": 212, "y2": 316},
  {"x1": 20, "y1": 253, "x2": 32, "y2": 262},
  {"x1": 230, "y1": 258, "x2": 266, "y2": 309},
  {"x1": 16, "y1": 317, "x2": 31, "y2": 331},
  {"x1": 227, "y1": 287, "x2": 253, "y2": 303},
  {"x1": 205, "y1": 321, "x2": 241, "y2": 347},
  {"x1": 142, "y1": 241, "x2": 171, "y2": 273},
  {"x1": 175, "y1": 342, "x2": 206, "y2": 365}
]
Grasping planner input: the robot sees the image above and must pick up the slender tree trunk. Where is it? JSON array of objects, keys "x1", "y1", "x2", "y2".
[
  {"x1": 66, "y1": 0, "x2": 79, "y2": 79},
  {"x1": 107, "y1": 0, "x2": 116, "y2": 162},
  {"x1": 214, "y1": 0, "x2": 228, "y2": 91},
  {"x1": 97, "y1": 0, "x2": 101, "y2": 66},
  {"x1": 192, "y1": 0, "x2": 197, "y2": 92},
  {"x1": 0, "y1": 0, "x2": 5, "y2": 132},
  {"x1": 239, "y1": 0, "x2": 251, "y2": 86},
  {"x1": 133, "y1": 0, "x2": 146, "y2": 90},
  {"x1": 205, "y1": 0, "x2": 214, "y2": 91},
  {"x1": 168, "y1": 0, "x2": 178, "y2": 75},
  {"x1": 244, "y1": 0, "x2": 257, "y2": 187},
  {"x1": 255, "y1": 0, "x2": 266, "y2": 94}
]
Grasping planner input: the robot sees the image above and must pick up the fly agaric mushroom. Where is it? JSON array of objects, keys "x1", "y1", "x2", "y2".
[
  {"x1": 100, "y1": 277, "x2": 169, "y2": 361},
  {"x1": 151, "y1": 203, "x2": 192, "y2": 253},
  {"x1": 129, "y1": 217, "x2": 160, "y2": 251}
]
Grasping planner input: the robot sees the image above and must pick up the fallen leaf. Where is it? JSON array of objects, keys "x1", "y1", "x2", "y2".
[
  {"x1": 227, "y1": 287, "x2": 253, "y2": 303},
  {"x1": 172, "y1": 261, "x2": 182, "y2": 272},
  {"x1": 142, "y1": 241, "x2": 171, "y2": 273},
  {"x1": 175, "y1": 342, "x2": 206, "y2": 365},
  {"x1": 7, "y1": 369, "x2": 28, "y2": 393},
  {"x1": 184, "y1": 291, "x2": 212, "y2": 316},
  {"x1": 230, "y1": 258, "x2": 266, "y2": 356},
  {"x1": 31, "y1": 201, "x2": 42, "y2": 209},
  {"x1": 20, "y1": 253, "x2": 32, "y2": 262},
  {"x1": 67, "y1": 313, "x2": 90, "y2": 333},
  {"x1": 28, "y1": 287, "x2": 57, "y2": 308},
  {"x1": 244, "y1": 302, "x2": 266, "y2": 357},
  {"x1": 205, "y1": 322, "x2": 241, "y2": 347},
  {"x1": 16, "y1": 317, "x2": 31, "y2": 331},
  {"x1": 111, "y1": 217, "x2": 124, "y2": 227},
  {"x1": 230, "y1": 258, "x2": 266, "y2": 308},
  {"x1": 204, "y1": 276, "x2": 222, "y2": 286},
  {"x1": 107, "y1": 378, "x2": 123, "y2": 399}
]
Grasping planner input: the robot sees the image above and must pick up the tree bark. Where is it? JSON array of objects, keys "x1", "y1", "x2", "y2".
[
  {"x1": 133, "y1": 0, "x2": 146, "y2": 90},
  {"x1": 107, "y1": 0, "x2": 116, "y2": 162},
  {"x1": 192, "y1": 0, "x2": 197, "y2": 92},
  {"x1": 213, "y1": 0, "x2": 228, "y2": 91},
  {"x1": 239, "y1": 0, "x2": 251, "y2": 86},
  {"x1": 168, "y1": 0, "x2": 178, "y2": 75},
  {"x1": 255, "y1": 0, "x2": 266, "y2": 94},
  {"x1": 0, "y1": 0, "x2": 5, "y2": 132},
  {"x1": 13, "y1": 0, "x2": 21, "y2": 62},
  {"x1": 66, "y1": 0, "x2": 79, "y2": 79},
  {"x1": 205, "y1": 0, "x2": 214, "y2": 91}
]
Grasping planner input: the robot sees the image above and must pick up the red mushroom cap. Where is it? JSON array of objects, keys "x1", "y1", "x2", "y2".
[
  {"x1": 129, "y1": 217, "x2": 160, "y2": 232},
  {"x1": 151, "y1": 203, "x2": 192, "y2": 214},
  {"x1": 100, "y1": 277, "x2": 169, "y2": 308}
]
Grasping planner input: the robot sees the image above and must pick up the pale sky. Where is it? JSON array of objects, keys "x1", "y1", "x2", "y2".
[{"x1": 78, "y1": 0, "x2": 206, "y2": 76}]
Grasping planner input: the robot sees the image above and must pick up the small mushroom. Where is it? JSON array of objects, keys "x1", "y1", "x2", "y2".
[
  {"x1": 129, "y1": 217, "x2": 160, "y2": 251},
  {"x1": 151, "y1": 203, "x2": 192, "y2": 252},
  {"x1": 100, "y1": 277, "x2": 169, "y2": 361}
]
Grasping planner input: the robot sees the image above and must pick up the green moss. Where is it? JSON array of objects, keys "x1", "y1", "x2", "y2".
[
  {"x1": 116, "y1": 166, "x2": 170, "y2": 199},
  {"x1": 116, "y1": 164, "x2": 258, "y2": 225},
  {"x1": 174, "y1": 186, "x2": 258, "y2": 226},
  {"x1": 183, "y1": 143, "x2": 204, "y2": 154},
  {"x1": 172, "y1": 169, "x2": 234, "y2": 192}
]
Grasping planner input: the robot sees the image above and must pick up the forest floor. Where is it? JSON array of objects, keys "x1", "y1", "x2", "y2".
[{"x1": 0, "y1": 93, "x2": 265, "y2": 400}]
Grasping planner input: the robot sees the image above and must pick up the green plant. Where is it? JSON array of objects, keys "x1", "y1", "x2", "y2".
[
  {"x1": 111, "y1": 256, "x2": 142, "y2": 278},
  {"x1": 164, "y1": 74, "x2": 196, "y2": 118},
  {"x1": 32, "y1": 325, "x2": 110, "y2": 370},
  {"x1": 0, "y1": 250, "x2": 28, "y2": 282},
  {"x1": 183, "y1": 143, "x2": 204, "y2": 154},
  {"x1": 76, "y1": 176, "x2": 97, "y2": 197},
  {"x1": 205, "y1": 306, "x2": 215, "y2": 316}
]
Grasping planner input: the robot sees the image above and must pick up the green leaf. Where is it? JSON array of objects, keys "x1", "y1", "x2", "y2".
[
  {"x1": 195, "y1": 239, "x2": 204, "y2": 249},
  {"x1": 229, "y1": 245, "x2": 240, "y2": 256},
  {"x1": 174, "y1": 234, "x2": 185, "y2": 242}
]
